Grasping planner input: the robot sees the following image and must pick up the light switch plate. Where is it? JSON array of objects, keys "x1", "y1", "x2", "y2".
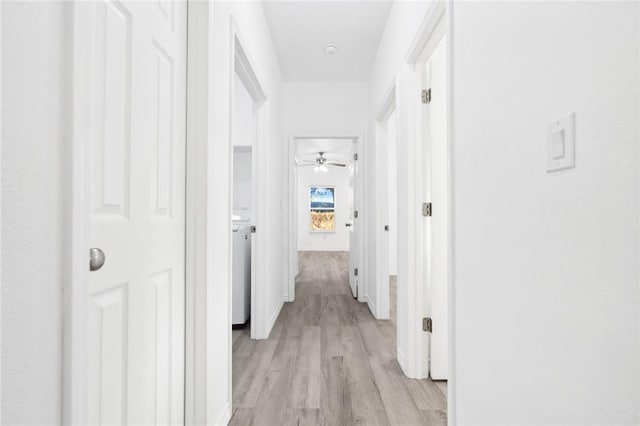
[{"x1": 546, "y1": 113, "x2": 575, "y2": 172}]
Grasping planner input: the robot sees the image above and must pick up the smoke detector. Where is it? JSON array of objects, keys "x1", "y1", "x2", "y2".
[{"x1": 323, "y1": 43, "x2": 338, "y2": 55}]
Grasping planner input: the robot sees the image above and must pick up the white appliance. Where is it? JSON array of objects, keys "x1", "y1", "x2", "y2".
[{"x1": 232, "y1": 224, "x2": 251, "y2": 325}]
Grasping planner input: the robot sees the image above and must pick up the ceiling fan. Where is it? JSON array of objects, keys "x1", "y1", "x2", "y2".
[{"x1": 299, "y1": 152, "x2": 347, "y2": 173}]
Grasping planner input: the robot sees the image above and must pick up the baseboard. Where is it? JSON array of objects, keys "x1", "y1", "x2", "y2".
[
  {"x1": 297, "y1": 248, "x2": 350, "y2": 252},
  {"x1": 397, "y1": 348, "x2": 408, "y2": 376},
  {"x1": 265, "y1": 297, "x2": 284, "y2": 338},
  {"x1": 367, "y1": 298, "x2": 377, "y2": 318},
  {"x1": 213, "y1": 402, "x2": 231, "y2": 426}
]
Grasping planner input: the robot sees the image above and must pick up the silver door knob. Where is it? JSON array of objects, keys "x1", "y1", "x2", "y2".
[{"x1": 89, "y1": 248, "x2": 105, "y2": 271}]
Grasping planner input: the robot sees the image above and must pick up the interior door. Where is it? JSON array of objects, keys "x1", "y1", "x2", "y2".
[
  {"x1": 348, "y1": 142, "x2": 359, "y2": 298},
  {"x1": 422, "y1": 36, "x2": 448, "y2": 380},
  {"x1": 86, "y1": 1, "x2": 187, "y2": 424}
]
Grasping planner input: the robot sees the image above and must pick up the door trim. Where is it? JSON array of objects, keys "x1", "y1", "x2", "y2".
[
  {"x1": 403, "y1": 0, "x2": 455, "y2": 423},
  {"x1": 64, "y1": 3, "x2": 94, "y2": 422},
  {"x1": 373, "y1": 79, "x2": 396, "y2": 322},
  {"x1": 229, "y1": 18, "x2": 269, "y2": 341},
  {"x1": 184, "y1": 2, "x2": 214, "y2": 424}
]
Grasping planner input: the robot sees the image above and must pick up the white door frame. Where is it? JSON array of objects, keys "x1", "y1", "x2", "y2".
[
  {"x1": 373, "y1": 80, "x2": 397, "y2": 321},
  {"x1": 287, "y1": 134, "x2": 365, "y2": 303},
  {"x1": 229, "y1": 19, "x2": 269, "y2": 341},
  {"x1": 370, "y1": 0, "x2": 454, "y2": 412},
  {"x1": 405, "y1": 0, "x2": 448, "y2": 379},
  {"x1": 403, "y1": 0, "x2": 455, "y2": 422},
  {"x1": 65, "y1": 2, "x2": 216, "y2": 424}
]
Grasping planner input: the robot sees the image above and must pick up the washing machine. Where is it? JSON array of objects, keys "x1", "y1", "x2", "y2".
[{"x1": 232, "y1": 223, "x2": 251, "y2": 325}]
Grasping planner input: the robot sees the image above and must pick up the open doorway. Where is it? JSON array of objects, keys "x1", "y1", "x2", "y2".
[
  {"x1": 293, "y1": 138, "x2": 356, "y2": 295},
  {"x1": 228, "y1": 23, "x2": 269, "y2": 343},
  {"x1": 386, "y1": 112, "x2": 399, "y2": 331},
  {"x1": 231, "y1": 71, "x2": 256, "y2": 338}
]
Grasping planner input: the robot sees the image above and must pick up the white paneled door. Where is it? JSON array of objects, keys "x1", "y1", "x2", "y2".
[{"x1": 85, "y1": 1, "x2": 187, "y2": 424}]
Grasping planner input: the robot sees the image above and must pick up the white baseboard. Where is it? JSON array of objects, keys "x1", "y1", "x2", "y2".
[
  {"x1": 214, "y1": 402, "x2": 231, "y2": 426},
  {"x1": 265, "y1": 297, "x2": 284, "y2": 338},
  {"x1": 367, "y1": 298, "x2": 377, "y2": 318},
  {"x1": 397, "y1": 348, "x2": 408, "y2": 376},
  {"x1": 297, "y1": 248, "x2": 350, "y2": 252}
]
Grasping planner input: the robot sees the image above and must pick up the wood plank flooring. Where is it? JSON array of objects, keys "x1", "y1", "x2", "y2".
[{"x1": 231, "y1": 251, "x2": 447, "y2": 426}]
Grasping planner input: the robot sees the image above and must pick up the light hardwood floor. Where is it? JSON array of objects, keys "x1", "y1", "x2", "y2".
[{"x1": 231, "y1": 251, "x2": 447, "y2": 426}]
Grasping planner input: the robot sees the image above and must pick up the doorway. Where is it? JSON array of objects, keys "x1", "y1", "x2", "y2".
[
  {"x1": 386, "y1": 112, "x2": 399, "y2": 331},
  {"x1": 287, "y1": 136, "x2": 362, "y2": 302},
  {"x1": 231, "y1": 71, "x2": 257, "y2": 338},
  {"x1": 374, "y1": 83, "x2": 397, "y2": 322},
  {"x1": 229, "y1": 23, "x2": 269, "y2": 341}
]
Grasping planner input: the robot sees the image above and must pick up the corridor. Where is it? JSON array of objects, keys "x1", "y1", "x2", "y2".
[{"x1": 231, "y1": 252, "x2": 447, "y2": 425}]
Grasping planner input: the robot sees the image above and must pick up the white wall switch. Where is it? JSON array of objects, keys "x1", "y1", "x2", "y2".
[{"x1": 546, "y1": 113, "x2": 575, "y2": 172}]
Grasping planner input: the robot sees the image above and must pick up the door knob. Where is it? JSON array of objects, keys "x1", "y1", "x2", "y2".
[
  {"x1": 345, "y1": 223, "x2": 352, "y2": 227},
  {"x1": 89, "y1": 248, "x2": 105, "y2": 271}
]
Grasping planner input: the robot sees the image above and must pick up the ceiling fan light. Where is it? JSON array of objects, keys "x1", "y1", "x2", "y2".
[
  {"x1": 314, "y1": 165, "x2": 320, "y2": 173},
  {"x1": 320, "y1": 165, "x2": 328, "y2": 173}
]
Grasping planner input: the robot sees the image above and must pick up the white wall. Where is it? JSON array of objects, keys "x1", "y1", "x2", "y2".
[
  {"x1": 387, "y1": 112, "x2": 397, "y2": 275},
  {"x1": 297, "y1": 166, "x2": 350, "y2": 251},
  {"x1": 366, "y1": 0, "x2": 430, "y2": 375},
  {"x1": 1, "y1": 2, "x2": 71, "y2": 424},
  {"x1": 284, "y1": 82, "x2": 367, "y2": 136},
  {"x1": 451, "y1": 2, "x2": 639, "y2": 424},
  {"x1": 232, "y1": 73, "x2": 255, "y2": 148},
  {"x1": 210, "y1": 2, "x2": 284, "y2": 423},
  {"x1": 232, "y1": 149, "x2": 252, "y2": 220}
]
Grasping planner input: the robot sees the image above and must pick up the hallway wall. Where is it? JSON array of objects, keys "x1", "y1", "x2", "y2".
[
  {"x1": 297, "y1": 165, "x2": 350, "y2": 251},
  {"x1": 1, "y1": 2, "x2": 71, "y2": 424},
  {"x1": 451, "y1": 2, "x2": 640, "y2": 424}
]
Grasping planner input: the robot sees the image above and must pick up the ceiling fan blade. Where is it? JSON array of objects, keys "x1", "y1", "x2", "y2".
[
  {"x1": 328, "y1": 163, "x2": 346, "y2": 167},
  {"x1": 298, "y1": 163, "x2": 317, "y2": 167},
  {"x1": 301, "y1": 160, "x2": 316, "y2": 163}
]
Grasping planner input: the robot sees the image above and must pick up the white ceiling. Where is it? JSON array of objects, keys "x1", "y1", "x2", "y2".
[
  {"x1": 295, "y1": 138, "x2": 354, "y2": 163},
  {"x1": 262, "y1": 1, "x2": 393, "y2": 82}
]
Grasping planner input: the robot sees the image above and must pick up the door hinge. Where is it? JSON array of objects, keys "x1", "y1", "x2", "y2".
[
  {"x1": 250, "y1": 226, "x2": 257, "y2": 233},
  {"x1": 353, "y1": 153, "x2": 358, "y2": 161},
  {"x1": 354, "y1": 210, "x2": 359, "y2": 218},
  {"x1": 384, "y1": 225, "x2": 389, "y2": 231},
  {"x1": 422, "y1": 88, "x2": 431, "y2": 104},
  {"x1": 354, "y1": 268, "x2": 359, "y2": 276},
  {"x1": 422, "y1": 202, "x2": 432, "y2": 217},
  {"x1": 423, "y1": 317, "x2": 432, "y2": 333}
]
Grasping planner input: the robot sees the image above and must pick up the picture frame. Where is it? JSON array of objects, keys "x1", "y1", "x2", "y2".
[{"x1": 309, "y1": 186, "x2": 336, "y2": 232}]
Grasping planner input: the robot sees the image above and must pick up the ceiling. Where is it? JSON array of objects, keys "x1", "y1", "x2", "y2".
[
  {"x1": 262, "y1": 1, "x2": 392, "y2": 82},
  {"x1": 295, "y1": 138, "x2": 354, "y2": 163}
]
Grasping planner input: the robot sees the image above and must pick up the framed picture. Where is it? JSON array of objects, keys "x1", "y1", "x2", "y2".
[{"x1": 309, "y1": 186, "x2": 335, "y2": 232}]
